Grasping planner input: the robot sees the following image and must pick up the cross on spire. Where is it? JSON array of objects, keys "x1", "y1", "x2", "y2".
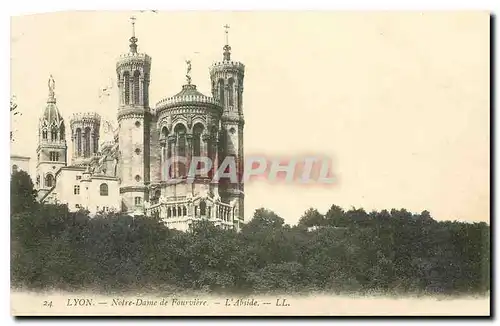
[
  {"x1": 224, "y1": 24, "x2": 230, "y2": 45},
  {"x1": 129, "y1": 16, "x2": 138, "y2": 53},
  {"x1": 130, "y1": 16, "x2": 136, "y2": 37},
  {"x1": 223, "y1": 24, "x2": 231, "y2": 61}
]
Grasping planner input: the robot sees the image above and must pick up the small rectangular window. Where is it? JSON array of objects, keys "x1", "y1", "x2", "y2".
[
  {"x1": 49, "y1": 151, "x2": 59, "y2": 162},
  {"x1": 134, "y1": 197, "x2": 142, "y2": 206},
  {"x1": 74, "y1": 185, "x2": 80, "y2": 195},
  {"x1": 76, "y1": 175, "x2": 81, "y2": 180}
]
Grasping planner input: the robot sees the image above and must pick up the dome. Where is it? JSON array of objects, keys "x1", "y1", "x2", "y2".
[
  {"x1": 41, "y1": 101, "x2": 64, "y2": 126},
  {"x1": 173, "y1": 84, "x2": 207, "y2": 98},
  {"x1": 154, "y1": 84, "x2": 221, "y2": 113}
]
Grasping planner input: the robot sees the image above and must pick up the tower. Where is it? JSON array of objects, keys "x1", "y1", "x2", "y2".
[
  {"x1": 69, "y1": 112, "x2": 101, "y2": 166},
  {"x1": 116, "y1": 17, "x2": 152, "y2": 214},
  {"x1": 209, "y1": 25, "x2": 245, "y2": 225},
  {"x1": 36, "y1": 75, "x2": 67, "y2": 196}
]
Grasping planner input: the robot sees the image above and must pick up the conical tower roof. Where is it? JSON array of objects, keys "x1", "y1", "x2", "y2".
[{"x1": 40, "y1": 75, "x2": 64, "y2": 127}]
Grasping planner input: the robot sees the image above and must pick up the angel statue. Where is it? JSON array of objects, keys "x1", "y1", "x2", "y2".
[
  {"x1": 185, "y1": 60, "x2": 192, "y2": 85},
  {"x1": 103, "y1": 120, "x2": 117, "y2": 134}
]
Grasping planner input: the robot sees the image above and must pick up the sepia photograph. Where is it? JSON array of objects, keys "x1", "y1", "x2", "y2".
[{"x1": 9, "y1": 10, "x2": 490, "y2": 316}]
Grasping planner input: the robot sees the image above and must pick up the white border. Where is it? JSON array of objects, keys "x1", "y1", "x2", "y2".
[{"x1": 2, "y1": 1, "x2": 498, "y2": 324}]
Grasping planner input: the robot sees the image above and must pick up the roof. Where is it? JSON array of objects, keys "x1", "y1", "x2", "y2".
[
  {"x1": 41, "y1": 102, "x2": 64, "y2": 126},
  {"x1": 10, "y1": 155, "x2": 30, "y2": 161},
  {"x1": 154, "y1": 84, "x2": 221, "y2": 112},
  {"x1": 173, "y1": 84, "x2": 207, "y2": 98}
]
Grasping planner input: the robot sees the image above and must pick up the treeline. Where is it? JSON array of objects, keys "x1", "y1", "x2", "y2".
[{"x1": 11, "y1": 171, "x2": 490, "y2": 295}]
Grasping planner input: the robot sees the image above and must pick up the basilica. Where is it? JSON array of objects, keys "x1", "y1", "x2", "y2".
[{"x1": 34, "y1": 22, "x2": 245, "y2": 231}]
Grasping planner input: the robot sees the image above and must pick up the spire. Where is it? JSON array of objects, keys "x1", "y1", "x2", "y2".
[
  {"x1": 129, "y1": 16, "x2": 138, "y2": 53},
  {"x1": 47, "y1": 74, "x2": 56, "y2": 103},
  {"x1": 223, "y1": 24, "x2": 231, "y2": 61}
]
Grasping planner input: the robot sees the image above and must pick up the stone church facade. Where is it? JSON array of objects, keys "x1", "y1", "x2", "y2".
[{"x1": 35, "y1": 23, "x2": 245, "y2": 232}]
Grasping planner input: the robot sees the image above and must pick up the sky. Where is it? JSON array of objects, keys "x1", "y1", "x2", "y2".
[{"x1": 10, "y1": 11, "x2": 490, "y2": 224}]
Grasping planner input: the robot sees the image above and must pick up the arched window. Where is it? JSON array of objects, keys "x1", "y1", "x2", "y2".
[
  {"x1": 51, "y1": 127, "x2": 58, "y2": 141},
  {"x1": 60, "y1": 123, "x2": 65, "y2": 141},
  {"x1": 12, "y1": 165, "x2": 18, "y2": 174},
  {"x1": 183, "y1": 206, "x2": 187, "y2": 216},
  {"x1": 99, "y1": 183, "x2": 108, "y2": 196},
  {"x1": 174, "y1": 124, "x2": 187, "y2": 177},
  {"x1": 228, "y1": 78, "x2": 234, "y2": 107},
  {"x1": 123, "y1": 71, "x2": 130, "y2": 104},
  {"x1": 200, "y1": 200, "x2": 206, "y2": 216},
  {"x1": 45, "y1": 174, "x2": 54, "y2": 188},
  {"x1": 152, "y1": 189, "x2": 161, "y2": 204},
  {"x1": 42, "y1": 129, "x2": 48, "y2": 140},
  {"x1": 192, "y1": 123, "x2": 204, "y2": 157},
  {"x1": 161, "y1": 126, "x2": 168, "y2": 141},
  {"x1": 133, "y1": 70, "x2": 141, "y2": 105},
  {"x1": 93, "y1": 132, "x2": 98, "y2": 154},
  {"x1": 84, "y1": 127, "x2": 91, "y2": 158},
  {"x1": 143, "y1": 73, "x2": 149, "y2": 106},
  {"x1": 218, "y1": 79, "x2": 225, "y2": 107},
  {"x1": 76, "y1": 128, "x2": 82, "y2": 156}
]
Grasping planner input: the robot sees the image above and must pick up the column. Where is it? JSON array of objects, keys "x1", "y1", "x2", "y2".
[
  {"x1": 168, "y1": 135, "x2": 176, "y2": 179},
  {"x1": 119, "y1": 76, "x2": 124, "y2": 105},
  {"x1": 82, "y1": 129, "x2": 87, "y2": 158},
  {"x1": 91, "y1": 131, "x2": 98, "y2": 155},
  {"x1": 139, "y1": 77, "x2": 144, "y2": 105},
  {"x1": 90, "y1": 132, "x2": 93, "y2": 155},
  {"x1": 224, "y1": 82, "x2": 229, "y2": 111},
  {"x1": 211, "y1": 135, "x2": 218, "y2": 182},
  {"x1": 202, "y1": 133, "x2": 210, "y2": 178},
  {"x1": 186, "y1": 133, "x2": 193, "y2": 178},
  {"x1": 160, "y1": 143, "x2": 165, "y2": 180},
  {"x1": 73, "y1": 132, "x2": 77, "y2": 158},
  {"x1": 130, "y1": 75, "x2": 133, "y2": 105}
]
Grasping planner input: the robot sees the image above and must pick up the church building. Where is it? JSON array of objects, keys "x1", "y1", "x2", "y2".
[{"x1": 35, "y1": 21, "x2": 245, "y2": 231}]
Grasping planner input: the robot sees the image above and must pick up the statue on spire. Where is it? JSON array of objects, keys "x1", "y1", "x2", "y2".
[
  {"x1": 185, "y1": 59, "x2": 192, "y2": 85},
  {"x1": 48, "y1": 75, "x2": 56, "y2": 100}
]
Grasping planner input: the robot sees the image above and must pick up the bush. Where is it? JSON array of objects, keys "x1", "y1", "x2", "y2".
[{"x1": 10, "y1": 170, "x2": 490, "y2": 296}]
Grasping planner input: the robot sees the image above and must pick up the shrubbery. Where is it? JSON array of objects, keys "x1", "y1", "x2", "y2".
[{"x1": 10, "y1": 171, "x2": 490, "y2": 295}]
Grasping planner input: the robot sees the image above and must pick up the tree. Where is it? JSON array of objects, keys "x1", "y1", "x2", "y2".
[
  {"x1": 10, "y1": 170, "x2": 36, "y2": 214},
  {"x1": 243, "y1": 208, "x2": 285, "y2": 232},
  {"x1": 324, "y1": 204, "x2": 347, "y2": 226},
  {"x1": 298, "y1": 208, "x2": 325, "y2": 228}
]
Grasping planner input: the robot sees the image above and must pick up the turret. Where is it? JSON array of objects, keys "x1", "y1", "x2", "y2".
[
  {"x1": 209, "y1": 25, "x2": 245, "y2": 227},
  {"x1": 36, "y1": 75, "x2": 67, "y2": 196},
  {"x1": 69, "y1": 112, "x2": 101, "y2": 166},
  {"x1": 116, "y1": 16, "x2": 152, "y2": 214}
]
